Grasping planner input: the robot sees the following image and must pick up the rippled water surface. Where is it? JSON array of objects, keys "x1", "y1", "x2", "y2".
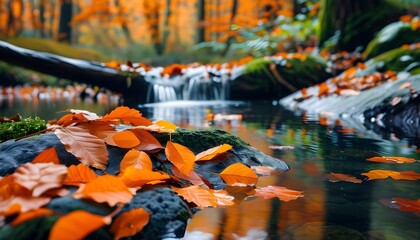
[{"x1": 2, "y1": 98, "x2": 419, "y2": 240}]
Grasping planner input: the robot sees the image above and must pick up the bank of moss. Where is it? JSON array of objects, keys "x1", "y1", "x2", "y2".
[{"x1": 0, "y1": 117, "x2": 47, "y2": 142}]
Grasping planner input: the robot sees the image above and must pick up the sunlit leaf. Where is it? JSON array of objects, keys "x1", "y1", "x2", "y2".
[
  {"x1": 63, "y1": 164, "x2": 97, "y2": 186},
  {"x1": 362, "y1": 170, "x2": 420, "y2": 180},
  {"x1": 49, "y1": 210, "x2": 111, "y2": 240},
  {"x1": 131, "y1": 129, "x2": 164, "y2": 152},
  {"x1": 31, "y1": 147, "x2": 60, "y2": 164},
  {"x1": 165, "y1": 142, "x2": 195, "y2": 175},
  {"x1": 195, "y1": 144, "x2": 232, "y2": 161},
  {"x1": 324, "y1": 173, "x2": 363, "y2": 183},
  {"x1": 120, "y1": 149, "x2": 153, "y2": 172},
  {"x1": 73, "y1": 175, "x2": 133, "y2": 206},
  {"x1": 112, "y1": 130, "x2": 141, "y2": 148},
  {"x1": 110, "y1": 208, "x2": 150, "y2": 240},
  {"x1": 101, "y1": 106, "x2": 152, "y2": 126},
  {"x1": 10, "y1": 208, "x2": 53, "y2": 226},
  {"x1": 55, "y1": 125, "x2": 108, "y2": 170},
  {"x1": 219, "y1": 163, "x2": 258, "y2": 185},
  {"x1": 154, "y1": 120, "x2": 177, "y2": 132},
  {"x1": 172, "y1": 185, "x2": 217, "y2": 208},
  {"x1": 13, "y1": 163, "x2": 67, "y2": 197},
  {"x1": 367, "y1": 156, "x2": 417, "y2": 164},
  {"x1": 118, "y1": 166, "x2": 170, "y2": 188},
  {"x1": 254, "y1": 186, "x2": 304, "y2": 202},
  {"x1": 251, "y1": 166, "x2": 281, "y2": 176}
]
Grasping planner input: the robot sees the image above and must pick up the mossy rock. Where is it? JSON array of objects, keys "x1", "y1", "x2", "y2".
[
  {"x1": 0, "y1": 116, "x2": 46, "y2": 142},
  {"x1": 364, "y1": 21, "x2": 420, "y2": 59},
  {"x1": 368, "y1": 46, "x2": 420, "y2": 72}
]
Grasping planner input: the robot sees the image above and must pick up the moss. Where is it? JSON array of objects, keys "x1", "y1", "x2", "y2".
[
  {"x1": 0, "y1": 117, "x2": 47, "y2": 142},
  {"x1": 364, "y1": 21, "x2": 420, "y2": 59},
  {"x1": 370, "y1": 47, "x2": 420, "y2": 72}
]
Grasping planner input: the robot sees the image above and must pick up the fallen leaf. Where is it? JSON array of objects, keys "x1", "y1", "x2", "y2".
[
  {"x1": 110, "y1": 208, "x2": 150, "y2": 240},
  {"x1": 394, "y1": 198, "x2": 420, "y2": 213},
  {"x1": 63, "y1": 164, "x2": 97, "y2": 186},
  {"x1": 324, "y1": 173, "x2": 363, "y2": 183},
  {"x1": 165, "y1": 142, "x2": 195, "y2": 175},
  {"x1": 171, "y1": 167, "x2": 208, "y2": 186},
  {"x1": 31, "y1": 147, "x2": 60, "y2": 164},
  {"x1": 49, "y1": 210, "x2": 111, "y2": 240},
  {"x1": 254, "y1": 186, "x2": 304, "y2": 202},
  {"x1": 55, "y1": 125, "x2": 108, "y2": 170},
  {"x1": 73, "y1": 175, "x2": 133, "y2": 206},
  {"x1": 101, "y1": 106, "x2": 152, "y2": 126},
  {"x1": 362, "y1": 170, "x2": 420, "y2": 180},
  {"x1": 118, "y1": 166, "x2": 170, "y2": 188},
  {"x1": 10, "y1": 208, "x2": 53, "y2": 226},
  {"x1": 79, "y1": 121, "x2": 116, "y2": 139},
  {"x1": 317, "y1": 82, "x2": 329, "y2": 97},
  {"x1": 367, "y1": 156, "x2": 417, "y2": 164},
  {"x1": 120, "y1": 149, "x2": 153, "y2": 172},
  {"x1": 219, "y1": 163, "x2": 258, "y2": 185},
  {"x1": 154, "y1": 120, "x2": 177, "y2": 132},
  {"x1": 224, "y1": 185, "x2": 256, "y2": 204},
  {"x1": 209, "y1": 189, "x2": 235, "y2": 206},
  {"x1": 112, "y1": 130, "x2": 141, "y2": 149},
  {"x1": 131, "y1": 129, "x2": 164, "y2": 152},
  {"x1": 67, "y1": 109, "x2": 100, "y2": 120},
  {"x1": 251, "y1": 166, "x2": 281, "y2": 176},
  {"x1": 0, "y1": 196, "x2": 50, "y2": 216},
  {"x1": 172, "y1": 185, "x2": 217, "y2": 208},
  {"x1": 195, "y1": 144, "x2": 232, "y2": 161},
  {"x1": 13, "y1": 163, "x2": 67, "y2": 197}
]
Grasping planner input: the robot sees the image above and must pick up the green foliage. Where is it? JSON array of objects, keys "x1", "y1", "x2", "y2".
[
  {"x1": 244, "y1": 58, "x2": 273, "y2": 75},
  {"x1": 364, "y1": 21, "x2": 420, "y2": 59},
  {"x1": 369, "y1": 47, "x2": 420, "y2": 72},
  {"x1": 0, "y1": 117, "x2": 47, "y2": 142}
]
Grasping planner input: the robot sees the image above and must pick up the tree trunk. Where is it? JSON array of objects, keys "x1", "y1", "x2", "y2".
[
  {"x1": 58, "y1": 0, "x2": 73, "y2": 42},
  {"x1": 197, "y1": 0, "x2": 205, "y2": 43}
]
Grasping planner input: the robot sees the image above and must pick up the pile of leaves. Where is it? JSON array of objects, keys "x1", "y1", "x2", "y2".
[
  {"x1": 0, "y1": 106, "x2": 303, "y2": 239},
  {"x1": 0, "y1": 115, "x2": 46, "y2": 142}
]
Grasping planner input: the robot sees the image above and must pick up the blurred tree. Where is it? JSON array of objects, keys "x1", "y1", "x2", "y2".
[
  {"x1": 5, "y1": 0, "x2": 24, "y2": 37},
  {"x1": 58, "y1": 0, "x2": 73, "y2": 42}
]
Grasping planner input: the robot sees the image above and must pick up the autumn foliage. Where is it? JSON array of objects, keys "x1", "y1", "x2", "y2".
[{"x1": 0, "y1": 106, "x2": 302, "y2": 238}]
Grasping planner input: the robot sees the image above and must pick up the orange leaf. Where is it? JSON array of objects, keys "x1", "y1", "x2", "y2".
[
  {"x1": 118, "y1": 166, "x2": 170, "y2": 188},
  {"x1": 394, "y1": 198, "x2": 420, "y2": 213},
  {"x1": 120, "y1": 149, "x2": 153, "y2": 172},
  {"x1": 80, "y1": 121, "x2": 116, "y2": 139},
  {"x1": 195, "y1": 144, "x2": 232, "y2": 161},
  {"x1": 317, "y1": 82, "x2": 329, "y2": 97},
  {"x1": 251, "y1": 166, "x2": 281, "y2": 176},
  {"x1": 110, "y1": 208, "x2": 150, "y2": 240},
  {"x1": 0, "y1": 196, "x2": 50, "y2": 216},
  {"x1": 367, "y1": 156, "x2": 417, "y2": 164},
  {"x1": 209, "y1": 189, "x2": 235, "y2": 206},
  {"x1": 111, "y1": 130, "x2": 141, "y2": 149},
  {"x1": 165, "y1": 142, "x2": 195, "y2": 175},
  {"x1": 219, "y1": 163, "x2": 258, "y2": 185},
  {"x1": 13, "y1": 163, "x2": 67, "y2": 197},
  {"x1": 101, "y1": 106, "x2": 152, "y2": 126},
  {"x1": 131, "y1": 129, "x2": 164, "y2": 152},
  {"x1": 254, "y1": 186, "x2": 304, "y2": 202},
  {"x1": 67, "y1": 109, "x2": 100, "y2": 120},
  {"x1": 63, "y1": 164, "x2": 97, "y2": 186},
  {"x1": 73, "y1": 175, "x2": 133, "y2": 206},
  {"x1": 10, "y1": 208, "x2": 53, "y2": 226},
  {"x1": 49, "y1": 210, "x2": 111, "y2": 240},
  {"x1": 55, "y1": 125, "x2": 108, "y2": 170},
  {"x1": 172, "y1": 185, "x2": 217, "y2": 208},
  {"x1": 171, "y1": 167, "x2": 207, "y2": 186},
  {"x1": 32, "y1": 147, "x2": 60, "y2": 164},
  {"x1": 362, "y1": 170, "x2": 420, "y2": 180},
  {"x1": 324, "y1": 173, "x2": 363, "y2": 183},
  {"x1": 153, "y1": 120, "x2": 177, "y2": 132}
]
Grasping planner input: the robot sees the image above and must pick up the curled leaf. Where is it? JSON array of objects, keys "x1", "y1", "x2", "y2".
[
  {"x1": 120, "y1": 149, "x2": 153, "y2": 172},
  {"x1": 110, "y1": 208, "x2": 150, "y2": 240},
  {"x1": 101, "y1": 106, "x2": 152, "y2": 126}
]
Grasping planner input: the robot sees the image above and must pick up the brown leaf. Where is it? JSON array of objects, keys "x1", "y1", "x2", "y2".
[
  {"x1": 63, "y1": 164, "x2": 97, "y2": 186},
  {"x1": 10, "y1": 208, "x2": 53, "y2": 226},
  {"x1": 131, "y1": 129, "x2": 164, "y2": 153},
  {"x1": 172, "y1": 185, "x2": 217, "y2": 208},
  {"x1": 171, "y1": 167, "x2": 208, "y2": 187},
  {"x1": 362, "y1": 170, "x2": 420, "y2": 180},
  {"x1": 254, "y1": 186, "x2": 304, "y2": 202},
  {"x1": 165, "y1": 142, "x2": 195, "y2": 175},
  {"x1": 101, "y1": 106, "x2": 152, "y2": 126},
  {"x1": 55, "y1": 125, "x2": 108, "y2": 170},
  {"x1": 110, "y1": 208, "x2": 150, "y2": 240},
  {"x1": 219, "y1": 163, "x2": 258, "y2": 185},
  {"x1": 195, "y1": 144, "x2": 232, "y2": 161},
  {"x1": 79, "y1": 121, "x2": 116, "y2": 139},
  {"x1": 31, "y1": 147, "x2": 60, "y2": 164},
  {"x1": 0, "y1": 196, "x2": 51, "y2": 216},
  {"x1": 13, "y1": 163, "x2": 67, "y2": 197},
  {"x1": 49, "y1": 210, "x2": 111, "y2": 240},
  {"x1": 73, "y1": 175, "x2": 134, "y2": 206},
  {"x1": 324, "y1": 173, "x2": 363, "y2": 183},
  {"x1": 367, "y1": 156, "x2": 417, "y2": 164},
  {"x1": 394, "y1": 198, "x2": 420, "y2": 213},
  {"x1": 112, "y1": 130, "x2": 141, "y2": 149},
  {"x1": 118, "y1": 167, "x2": 170, "y2": 188},
  {"x1": 120, "y1": 149, "x2": 153, "y2": 172}
]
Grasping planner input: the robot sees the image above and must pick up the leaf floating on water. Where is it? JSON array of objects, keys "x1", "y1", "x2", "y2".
[
  {"x1": 324, "y1": 173, "x2": 363, "y2": 183},
  {"x1": 219, "y1": 163, "x2": 258, "y2": 186},
  {"x1": 254, "y1": 186, "x2": 304, "y2": 202},
  {"x1": 173, "y1": 185, "x2": 217, "y2": 208},
  {"x1": 251, "y1": 166, "x2": 281, "y2": 176},
  {"x1": 367, "y1": 156, "x2": 417, "y2": 164},
  {"x1": 362, "y1": 170, "x2": 420, "y2": 181},
  {"x1": 110, "y1": 208, "x2": 150, "y2": 240}
]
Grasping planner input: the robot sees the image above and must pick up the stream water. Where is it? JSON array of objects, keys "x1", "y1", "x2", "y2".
[{"x1": 1, "y1": 97, "x2": 419, "y2": 240}]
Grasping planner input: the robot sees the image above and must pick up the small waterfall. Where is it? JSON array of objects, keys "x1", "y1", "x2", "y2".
[{"x1": 145, "y1": 65, "x2": 235, "y2": 103}]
